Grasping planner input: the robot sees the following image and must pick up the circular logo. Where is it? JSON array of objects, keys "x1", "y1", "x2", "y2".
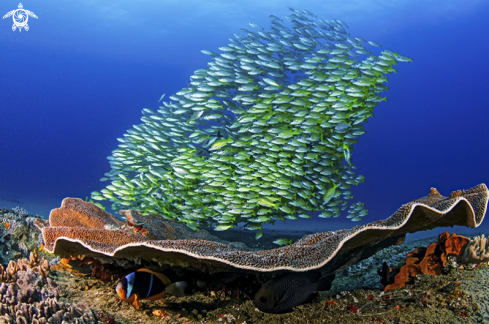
[{"x1": 14, "y1": 9, "x2": 28, "y2": 28}]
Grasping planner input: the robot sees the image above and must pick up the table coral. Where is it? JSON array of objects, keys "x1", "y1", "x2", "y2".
[{"x1": 42, "y1": 184, "x2": 488, "y2": 277}]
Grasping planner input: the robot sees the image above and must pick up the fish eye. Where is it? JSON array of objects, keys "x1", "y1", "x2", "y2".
[{"x1": 260, "y1": 296, "x2": 268, "y2": 303}]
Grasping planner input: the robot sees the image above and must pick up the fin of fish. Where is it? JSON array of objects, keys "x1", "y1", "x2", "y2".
[
  {"x1": 132, "y1": 294, "x2": 140, "y2": 309},
  {"x1": 165, "y1": 281, "x2": 188, "y2": 297},
  {"x1": 136, "y1": 268, "x2": 171, "y2": 285}
]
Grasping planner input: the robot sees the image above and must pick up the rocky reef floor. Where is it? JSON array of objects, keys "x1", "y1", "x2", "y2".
[{"x1": 44, "y1": 232, "x2": 489, "y2": 324}]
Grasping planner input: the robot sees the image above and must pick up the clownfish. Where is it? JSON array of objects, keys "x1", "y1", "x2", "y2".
[{"x1": 115, "y1": 268, "x2": 187, "y2": 309}]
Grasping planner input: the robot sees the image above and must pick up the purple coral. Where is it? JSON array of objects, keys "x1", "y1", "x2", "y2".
[
  {"x1": 16, "y1": 268, "x2": 42, "y2": 304},
  {"x1": 0, "y1": 254, "x2": 94, "y2": 323}
]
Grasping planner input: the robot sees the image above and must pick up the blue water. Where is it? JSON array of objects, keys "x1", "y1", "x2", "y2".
[{"x1": 1, "y1": 0, "x2": 488, "y2": 239}]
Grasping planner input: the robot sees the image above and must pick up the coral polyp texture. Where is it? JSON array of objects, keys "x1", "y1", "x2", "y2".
[
  {"x1": 91, "y1": 7, "x2": 412, "y2": 232},
  {"x1": 47, "y1": 184, "x2": 487, "y2": 274},
  {"x1": 0, "y1": 253, "x2": 95, "y2": 323}
]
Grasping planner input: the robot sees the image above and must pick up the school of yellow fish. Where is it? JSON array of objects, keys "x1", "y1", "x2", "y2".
[{"x1": 91, "y1": 7, "x2": 412, "y2": 238}]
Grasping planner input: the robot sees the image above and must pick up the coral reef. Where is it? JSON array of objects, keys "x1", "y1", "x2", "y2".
[
  {"x1": 461, "y1": 233, "x2": 489, "y2": 264},
  {"x1": 0, "y1": 298, "x2": 94, "y2": 324},
  {"x1": 384, "y1": 232, "x2": 470, "y2": 291},
  {"x1": 0, "y1": 207, "x2": 45, "y2": 266},
  {"x1": 0, "y1": 253, "x2": 95, "y2": 323},
  {"x1": 1, "y1": 198, "x2": 488, "y2": 323},
  {"x1": 92, "y1": 7, "x2": 412, "y2": 233},
  {"x1": 55, "y1": 259, "x2": 489, "y2": 324},
  {"x1": 42, "y1": 184, "x2": 487, "y2": 276}
]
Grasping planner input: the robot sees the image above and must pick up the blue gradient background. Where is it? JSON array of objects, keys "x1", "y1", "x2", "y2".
[{"x1": 1, "y1": 0, "x2": 488, "y2": 239}]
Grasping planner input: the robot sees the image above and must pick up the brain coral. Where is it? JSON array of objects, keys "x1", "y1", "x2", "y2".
[{"x1": 91, "y1": 7, "x2": 411, "y2": 233}]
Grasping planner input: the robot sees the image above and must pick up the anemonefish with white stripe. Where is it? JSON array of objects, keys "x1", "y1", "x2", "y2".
[{"x1": 115, "y1": 268, "x2": 187, "y2": 309}]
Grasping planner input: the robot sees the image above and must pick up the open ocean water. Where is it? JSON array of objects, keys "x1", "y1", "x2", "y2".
[
  {"x1": 1, "y1": 0, "x2": 488, "y2": 237},
  {"x1": 1, "y1": 1, "x2": 489, "y2": 322}
]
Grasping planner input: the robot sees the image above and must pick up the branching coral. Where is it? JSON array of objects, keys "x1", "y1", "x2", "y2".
[
  {"x1": 0, "y1": 253, "x2": 95, "y2": 323},
  {"x1": 461, "y1": 234, "x2": 489, "y2": 264}
]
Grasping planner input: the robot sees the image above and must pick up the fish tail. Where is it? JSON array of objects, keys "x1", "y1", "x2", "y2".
[{"x1": 165, "y1": 281, "x2": 187, "y2": 297}]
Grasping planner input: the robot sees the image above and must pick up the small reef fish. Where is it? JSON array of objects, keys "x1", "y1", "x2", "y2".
[
  {"x1": 273, "y1": 238, "x2": 293, "y2": 246},
  {"x1": 115, "y1": 268, "x2": 187, "y2": 309},
  {"x1": 323, "y1": 183, "x2": 339, "y2": 204},
  {"x1": 94, "y1": 6, "x2": 409, "y2": 235}
]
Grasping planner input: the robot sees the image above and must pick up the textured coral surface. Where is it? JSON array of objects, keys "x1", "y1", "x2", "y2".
[
  {"x1": 41, "y1": 184, "x2": 488, "y2": 274},
  {"x1": 0, "y1": 253, "x2": 95, "y2": 323}
]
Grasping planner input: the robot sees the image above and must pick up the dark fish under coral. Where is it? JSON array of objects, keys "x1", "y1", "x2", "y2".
[
  {"x1": 377, "y1": 261, "x2": 400, "y2": 287},
  {"x1": 254, "y1": 272, "x2": 335, "y2": 313},
  {"x1": 115, "y1": 268, "x2": 187, "y2": 309}
]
